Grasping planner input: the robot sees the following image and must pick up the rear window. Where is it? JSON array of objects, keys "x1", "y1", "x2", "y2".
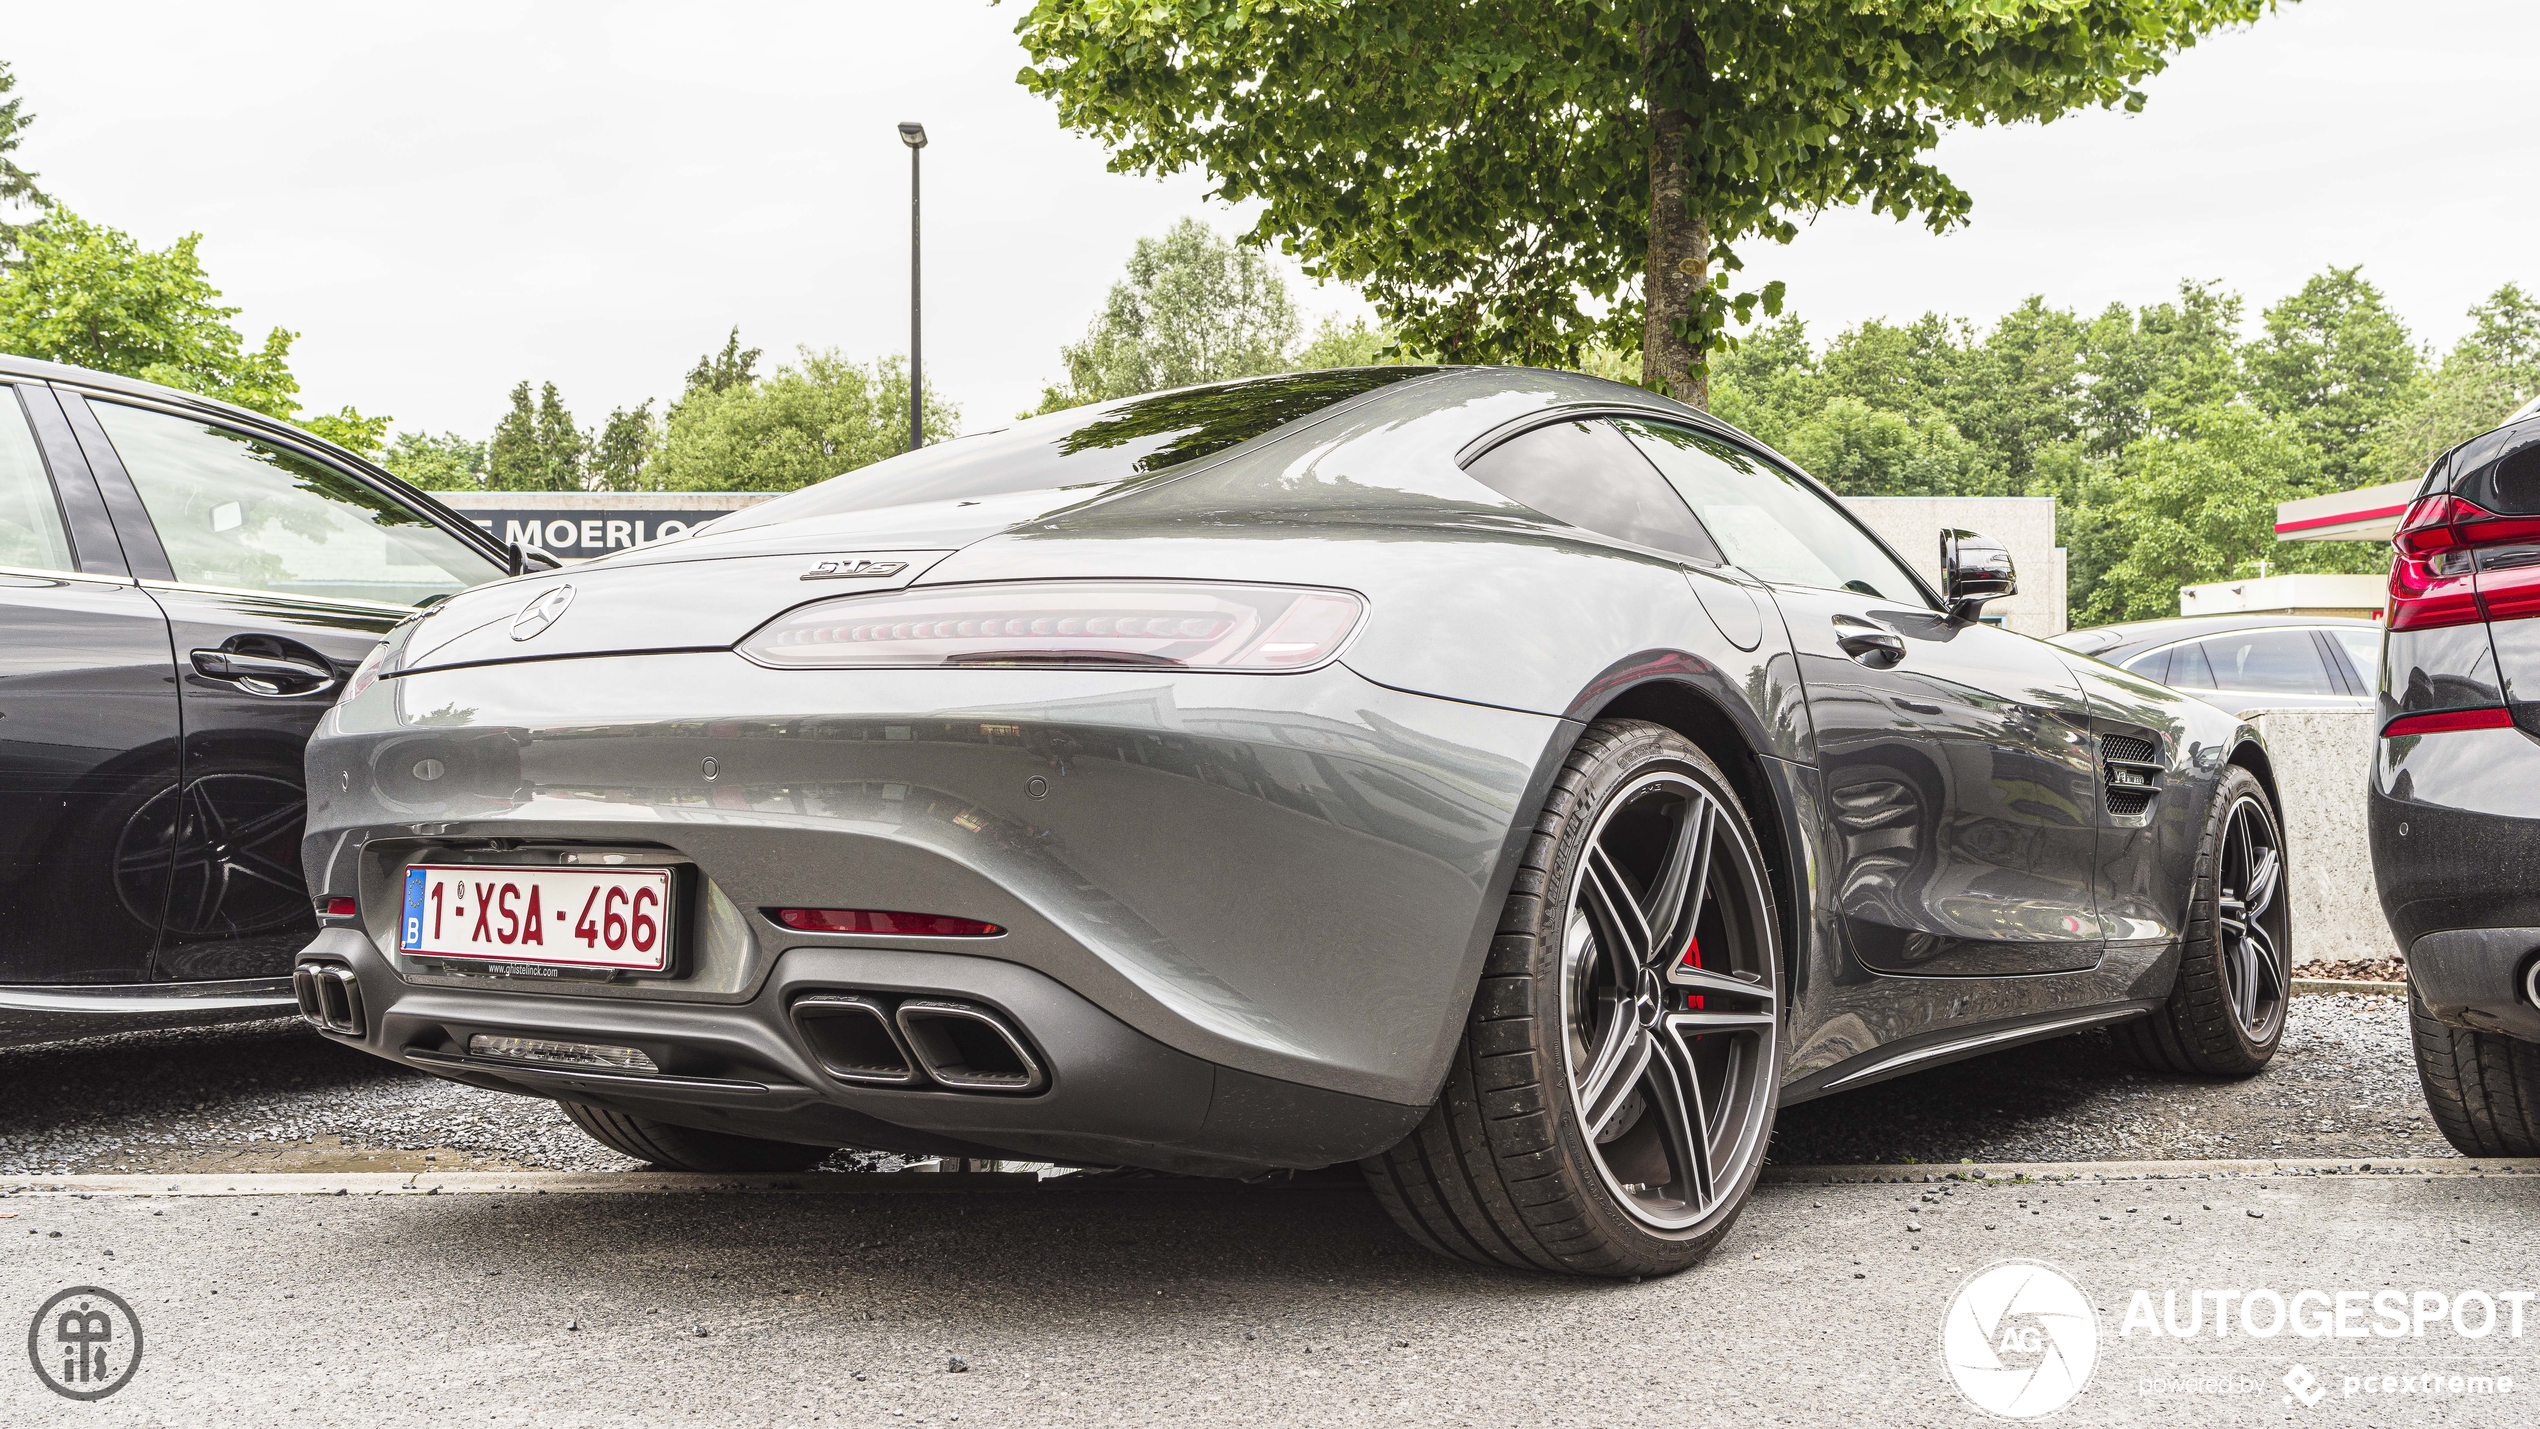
[{"x1": 712, "y1": 368, "x2": 1432, "y2": 533}]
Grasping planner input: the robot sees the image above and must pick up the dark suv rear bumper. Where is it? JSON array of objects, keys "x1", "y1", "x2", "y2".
[{"x1": 2369, "y1": 723, "x2": 2540, "y2": 1041}]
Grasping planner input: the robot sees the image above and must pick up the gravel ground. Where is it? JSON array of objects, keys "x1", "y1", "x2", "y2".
[
  {"x1": 0, "y1": 993, "x2": 2442, "y2": 1176},
  {"x1": 1770, "y1": 991, "x2": 2441, "y2": 1164}
]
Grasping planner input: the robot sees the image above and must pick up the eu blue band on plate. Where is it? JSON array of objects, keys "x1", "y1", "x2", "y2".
[{"x1": 402, "y1": 867, "x2": 426, "y2": 949}]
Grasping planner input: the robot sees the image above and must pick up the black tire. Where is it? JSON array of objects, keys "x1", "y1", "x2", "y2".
[
  {"x1": 2116, "y1": 765, "x2": 2290, "y2": 1077},
  {"x1": 2411, "y1": 991, "x2": 2540, "y2": 1156},
  {"x1": 1361, "y1": 720, "x2": 1782, "y2": 1278},
  {"x1": 558, "y1": 1100, "x2": 838, "y2": 1172}
]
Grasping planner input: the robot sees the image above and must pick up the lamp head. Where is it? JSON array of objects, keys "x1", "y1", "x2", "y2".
[{"x1": 897, "y1": 122, "x2": 928, "y2": 149}]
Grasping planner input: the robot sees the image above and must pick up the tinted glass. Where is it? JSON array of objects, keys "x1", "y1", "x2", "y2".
[
  {"x1": 2121, "y1": 646, "x2": 2172, "y2": 683},
  {"x1": 2330, "y1": 627, "x2": 2383, "y2": 689},
  {"x1": 0, "y1": 388, "x2": 73, "y2": 573},
  {"x1": 1461, "y1": 419, "x2": 1723, "y2": 562},
  {"x1": 2467, "y1": 421, "x2": 2540, "y2": 513},
  {"x1": 2198, "y1": 629, "x2": 2333, "y2": 694},
  {"x1": 718, "y1": 368, "x2": 1433, "y2": 532},
  {"x1": 1614, "y1": 419, "x2": 1930, "y2": 604},
  {"x1": 91, "y1": 402, "x2": 502, "y2": 606},
  {"x1": 2165, "y1": 642, "x2": 2216, "y2": 689}
]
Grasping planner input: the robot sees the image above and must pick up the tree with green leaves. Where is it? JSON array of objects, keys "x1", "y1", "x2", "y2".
[
  {"x1": 1034, "y1": 218, "x2": 1300, "y2": 414},
  {"x1": 654, "y1": 349, "x2": 956, "y2": 492},
  {"x1": 381, "y1": 430, "x2": 487, "y2": 491},
  {"x1": 485, "y1": 380, "x2": 586, "y2": 491},
  {"x1": 2369, "y1": 284, "x2": 2540, "y2": 486},
  {"x1": 0, "y1": 206, "x2": 389, "y2": 449},
  {"x1": 2241, "y1": 266, "x2": 2420, "y2": 490},
  {"x1": 1015, "y1": 0, "x2": 2276, "y2": 407},
  {"x1": 682, "y1": 326, "x2": 761, "y2": 403},
  {"x1": 590, "y1": 401, "x2": 659, "y2": 492},
  {"x1": 1, "y1": 60, "x2": 50, "y2": 259}
]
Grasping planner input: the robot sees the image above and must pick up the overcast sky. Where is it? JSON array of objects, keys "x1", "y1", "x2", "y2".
[{"x1": 3, "y1": 0, "x2": 2527, "y2": 439}]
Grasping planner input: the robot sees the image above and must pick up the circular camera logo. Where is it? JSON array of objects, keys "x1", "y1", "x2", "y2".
[
  {"x1": 27, "y1": 1286, "x2": 143, "y2": 1401},
  {"x1": 1941, "y1": 1260, "x2": 2098, "y2": 1419}
]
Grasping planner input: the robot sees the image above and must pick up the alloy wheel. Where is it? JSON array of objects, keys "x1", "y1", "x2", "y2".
[
  {"x1": 2216, "y1": 792, "x2": 2288, "y2": 1042},
  {"x1": 1560, "y1": 770, "x2": 1779, "y2": 1232}
]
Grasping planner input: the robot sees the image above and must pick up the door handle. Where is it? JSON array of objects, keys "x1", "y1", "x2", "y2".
[
  {"x1": 190, "y1": 648, "x2": 340, "y2": 697},
  {"x1": 1832, "y1": 619, "x2": 1905, "y2": 668}
]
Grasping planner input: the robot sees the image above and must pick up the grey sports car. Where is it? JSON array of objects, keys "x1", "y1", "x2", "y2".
[{"x1": 296, "y1": 367, "x2": 2288, "y2": 1277}]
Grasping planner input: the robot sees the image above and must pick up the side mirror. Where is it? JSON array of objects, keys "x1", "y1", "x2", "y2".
[{"x1": 1941, "y1": 528, "x2": 2015, "y2": 622}]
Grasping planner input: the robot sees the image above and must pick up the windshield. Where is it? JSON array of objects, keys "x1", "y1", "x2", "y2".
[{"x1": 710, "y1": 367, "x2": 1434, "y2": 534}]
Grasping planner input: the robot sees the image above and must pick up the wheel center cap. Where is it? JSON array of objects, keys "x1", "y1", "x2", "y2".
[{"x1": 1635, "y1": 967, "x2": 1664, "y2": 1028}]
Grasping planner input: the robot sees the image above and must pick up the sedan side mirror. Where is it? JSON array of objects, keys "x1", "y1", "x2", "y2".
[{"x1": 1941, "y1": 528, "x2": 2015, "y2": 622}]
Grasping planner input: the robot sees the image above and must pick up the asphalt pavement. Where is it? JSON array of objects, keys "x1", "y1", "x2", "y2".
[{"x1": 1, "y1": 1165, "x2": 2534, "y2": 1427}]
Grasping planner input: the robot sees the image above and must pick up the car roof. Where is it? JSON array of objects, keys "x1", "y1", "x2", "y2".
[{"x1": 2050, "y1": 611, "x2": 2383, "y2": 659}]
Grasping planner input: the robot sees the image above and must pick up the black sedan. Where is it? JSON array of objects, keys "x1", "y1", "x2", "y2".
[
  {"x1": 0, "y1": 356, "x2": 528, "y2": 1045},
  {"x1": 297, "y1": 367, "x2": 2289, "y2": 1277},
  {"x1": 2050, "y1": 613, "x2": 2381, "y2": 716}
]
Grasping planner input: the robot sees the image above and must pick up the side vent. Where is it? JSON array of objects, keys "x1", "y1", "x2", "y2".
[{"x1": 2098, "y1": 732, "x2": 2163, "y2": 819}]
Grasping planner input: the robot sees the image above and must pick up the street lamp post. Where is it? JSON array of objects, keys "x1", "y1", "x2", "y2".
[{"x1": 897, "y1": 121, "x2": 927, "y2": 453}]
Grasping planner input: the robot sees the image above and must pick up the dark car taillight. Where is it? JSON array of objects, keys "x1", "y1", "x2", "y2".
[{"x1": 2388, "y1": 494, "x2": 2540, "y2": 631}]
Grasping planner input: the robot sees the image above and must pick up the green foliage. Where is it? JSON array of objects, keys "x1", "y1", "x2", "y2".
[
  {"x1": 2242, "y1": 267, "x2": 2421, "y2": 489},
  {"x1": 1295, "y1": 315, "x2": 1421, "y2": 371},
  {"x1": 590, "y1": 401, "x2": 659, "y2": 492},
  {"x1": 301, "y1": 406, "x2": 392, "y2": 460},
  {"x1": 0, "y1": 60, "x2": 48, "y2": 258},
  {"x1": 0, "y1": 208, "x2": 303, "y2": 418},
  {"x1": 2367, "y1": 284, "x2": 2540, "y2": 487},
  {"x1": 654, "y1": 349, "x2": 957, "y2": 492},
  {"x1": 485, "y1": 380, "x2": 585, "y2": 491},
  {"x1": 1035, "y1": 218, "x2": 1301, "y2": 414},
  {"x1": 2072, "y1": 404, "x2": 2313, "y2": 625},
  {"x1": 682, "y1": 327, "x2": 761, "y2": 402},
  {"x1": 1781, "y1": 397, "x2": 1999, "y2": 499},
  {"x1": 1014, "y1": 0, "x2": 2272, "y2": 399},
  {"x1": 381, "y1": 430, "x2": 487, "y2": 491}
]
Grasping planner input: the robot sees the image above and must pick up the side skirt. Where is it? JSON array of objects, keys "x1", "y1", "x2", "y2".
[{"x1": 1775, "y1": 1002, "x2": 2158, "y2": 1108}]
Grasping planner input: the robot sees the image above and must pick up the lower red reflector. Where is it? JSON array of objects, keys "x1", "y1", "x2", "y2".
[
  {"x1": 774, "y1": 908, "x2": 1005, "y2": 937},
  {"x1": 323, "y1": 897, "x2": 358, "y2": 917},
  {"x1": 2381, "y1": 707, "x2": 2514, "y2": 738}
]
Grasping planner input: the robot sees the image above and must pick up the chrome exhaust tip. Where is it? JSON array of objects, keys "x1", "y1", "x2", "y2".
[
  {"x1": 790, "y1": 994, "x2": 922, "y2": 1085},
  {"x1": 894, "y1": 999, "x2": 1047, "y2": 1094},
  {"x1": 296, "y1": 963, "x2": 366, "y2": 1036}
]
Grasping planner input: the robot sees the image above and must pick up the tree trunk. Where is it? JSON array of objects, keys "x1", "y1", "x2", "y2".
[{"x1": 1643, "y1": 25, "x2": 1707, "y2": 409}]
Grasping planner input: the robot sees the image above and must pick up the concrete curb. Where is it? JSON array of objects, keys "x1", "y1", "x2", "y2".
[
  {"x1": 1759, "y1": 1155, "x2": 2540, "y2": 1184},
  {"x1": 2292, "y1": 978, "x2": 2406, "y2": 997}
]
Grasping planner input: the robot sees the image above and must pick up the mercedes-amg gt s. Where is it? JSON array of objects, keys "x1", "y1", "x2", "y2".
[{"x1": 296, "y1": 367, "x2": 2288, "y2": 1277}]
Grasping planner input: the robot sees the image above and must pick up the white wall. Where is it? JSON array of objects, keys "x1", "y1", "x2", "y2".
[
  {"x1": 1842, "y1": 496, "x2": 2067, "y2": 637},
  {"x1": 2244, "y1": 707, "x2": 2393, "y2": 964}
]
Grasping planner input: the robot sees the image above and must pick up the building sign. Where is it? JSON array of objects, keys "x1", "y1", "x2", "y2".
[{"x1": 431, "y1": 494, "x2": 779, "y2": 562}]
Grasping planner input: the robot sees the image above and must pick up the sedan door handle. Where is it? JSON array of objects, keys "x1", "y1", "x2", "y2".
[
  {"x1": 190, "y1": 648, "x2": 340, "y2": 697},
  {"x1": 1832, "y1": 619, "x2": 1905, "y2": 668}
]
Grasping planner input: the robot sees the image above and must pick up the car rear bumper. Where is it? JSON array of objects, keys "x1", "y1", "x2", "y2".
[
  {"x1": 295, "y1": 926, "x2": 1423, "y2": 1175},
  {"x1": 2369, "y1": 723, "x2": 2540, "y2": 1042},
  {"x1": 299, "y1": 654, "x2": 1573, "y2": 1170}
]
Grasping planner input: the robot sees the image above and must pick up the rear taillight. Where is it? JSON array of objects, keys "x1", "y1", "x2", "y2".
[
  {"x1": 773, "y1": 908, "x2": 1005, "y2": 937},
  {"x1": 2388, "y1": 494, "x2": 2540, "y2": 630},
  {"x1": 2382, "y1": 706, "x2": 2514, "y2": 738},
  {"x1": 736, "y1": 581, "x2": 1365, "y2": 673}
]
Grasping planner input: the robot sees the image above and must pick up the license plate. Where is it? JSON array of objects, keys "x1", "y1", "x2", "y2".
[{"x1": 399, "y1": 864, "x2": 676, "y2": 971}]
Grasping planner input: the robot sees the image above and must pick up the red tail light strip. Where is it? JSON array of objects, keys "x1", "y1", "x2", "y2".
[
  {"x1": 773, "y1": 908, "x2": 1005, "y2": 937},
  {"x1": 2380, "y1": 707, "x2": 2515, "y2": 738},
  {"x1": 2389, "y1": 494, "x2": 2540, "y2": 630}
]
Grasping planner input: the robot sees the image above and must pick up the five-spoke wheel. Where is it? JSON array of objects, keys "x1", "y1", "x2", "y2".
[
  {"x1": 1363, "y1": 720, "x2": 1781, "y2": 1276},
  {"x1": 2115, "y1": 764, "x2": 2291, "y2": 1076}
]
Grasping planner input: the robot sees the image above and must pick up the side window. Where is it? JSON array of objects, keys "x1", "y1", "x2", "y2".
[
  {"x1": 88, "y1": 402, "x2": 503, "y2": 606},
  {"x1": 2120, "y1": 647, "x2": 2172, "y2": 684},
  {"x1": 0, "y1": 388, "x2": 75, "y2": 574},
  {"x1": 2165, "y1": 642, "x2": 2217, "y2": 689},
  {"x1": 1461, "y1": 419, "x2": 1723, "y2": 563},
  {"x1": 2329, "y1": 627, "x2": 2383, "y2": 691},
  {"x1": 2199, "y1": 629, "x2": 2334, "y2": 694},
  {"x1": 1614, "y1": 418, "x2": 1931, "y2": 606}
]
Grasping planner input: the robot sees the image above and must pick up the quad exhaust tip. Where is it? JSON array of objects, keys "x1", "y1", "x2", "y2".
[
  {"x1": 293, "y1": 962, "x2": 366, "y2": 1037},
  {"x1": 894, "y1": 999, "x2": 1047, "y2": 1094},
  {"x1": 788, "y1": 993, "x2": 1046, "y2": 1094}
]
